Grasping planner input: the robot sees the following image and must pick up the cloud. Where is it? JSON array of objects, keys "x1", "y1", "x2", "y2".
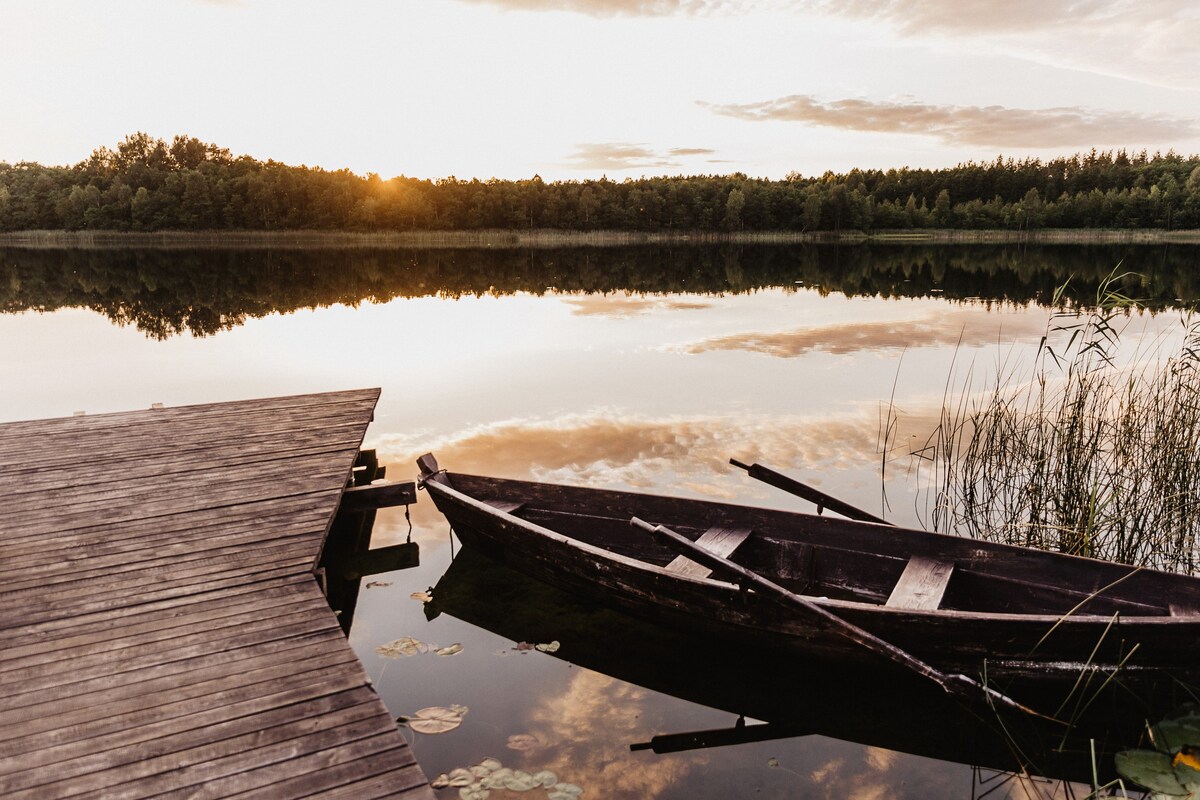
[
  {"x1": 807, "y1": 0, "x2": 1200, "y2": 90},
  {"x1": 700, "y1": 95, "x2": 1198, "y2": 148},
  {"x1": 562, "y1": 142, "x2": 718, "y2": 171},
  {"x1": 681, "y1": 310, "x2": 1048, "y2": 358},
  {"x1": 452, "y1": 0, "x2": 748, "y2": 16}
]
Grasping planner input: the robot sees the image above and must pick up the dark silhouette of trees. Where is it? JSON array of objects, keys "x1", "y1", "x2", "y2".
[{"x1": 3, "y1": 133, "x2": 1200, "y2": 233}]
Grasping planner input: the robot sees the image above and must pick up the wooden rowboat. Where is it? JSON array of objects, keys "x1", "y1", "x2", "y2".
[{"x1": 416, "y1": 454, "x2": 1200, "y2": 694}]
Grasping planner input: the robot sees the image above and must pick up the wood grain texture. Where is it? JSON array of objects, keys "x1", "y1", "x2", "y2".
[
  {"x1": 0, "y1": 390, "x2": 434, "y2": 799},
  {"x1": 886, "y1": 557, "x2": 955, "y2": 611},
  {"x1": 666, "y1": 526, "x2": 753, "y2": 578}
]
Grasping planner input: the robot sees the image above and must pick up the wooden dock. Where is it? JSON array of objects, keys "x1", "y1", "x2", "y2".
[{"x1": 0, "y1": 389, "x2": 435, "y2": 798}]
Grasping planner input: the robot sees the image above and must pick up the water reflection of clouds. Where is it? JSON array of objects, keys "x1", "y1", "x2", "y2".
[
  {"x1": 516, "y1": 671, "x2": 701, "y2": 799},
  {"x1": 562, "y1": 295, "x2": 713, "y2": 317},
  {"x1": 374, "y1": 409, "x2": 890, "y2": 494},
  {"x1": 371, "y1": 401, "x2": 955, "y2": 544},
  {"x1": 681, "y1": 309, "x2": 1050, "y2": 358}
]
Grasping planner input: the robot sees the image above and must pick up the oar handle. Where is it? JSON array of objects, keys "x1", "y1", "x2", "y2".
[{"x1": 730, "y1": 459, "x2": 892, "y2": 525}]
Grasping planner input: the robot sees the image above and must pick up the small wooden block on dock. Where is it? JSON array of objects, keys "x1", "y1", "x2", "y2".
[
  {"x1": 886, "y1": 556, "x2": 954, "y2": 611},
  {"x1": 666, "y1": 527, "x2": 753, "y2": 578}
]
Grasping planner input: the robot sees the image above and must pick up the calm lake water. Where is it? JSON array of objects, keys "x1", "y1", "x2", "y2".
[{"x1": 4, "y1": 242, "x2": 1199, "y2": 797}]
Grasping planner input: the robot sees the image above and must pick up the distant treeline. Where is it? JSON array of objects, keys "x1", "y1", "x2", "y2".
[
  {"x1": 2, "y1": 133, "x2": 1200, "y2": 234},
  {"x1": 3, "y1": 244, "x2": 1198, "y2": 338}
]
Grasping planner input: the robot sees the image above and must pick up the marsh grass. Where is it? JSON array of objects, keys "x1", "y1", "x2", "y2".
[{"x1": 904, "y1": 271, "x2": 1200, "y2": 574}]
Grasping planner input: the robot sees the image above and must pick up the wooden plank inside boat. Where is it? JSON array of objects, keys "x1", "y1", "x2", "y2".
[
  {"x1": 886, "y1": 557, "x2": 955, "y2": 611},
  {"x1": 666, "y1": 526, "x2": 753, "y2": 578}
]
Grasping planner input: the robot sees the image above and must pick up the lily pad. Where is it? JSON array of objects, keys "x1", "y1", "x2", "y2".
[
  {"x1": 459, "y1": 784, "x2": 489, "y2": 800},
  {"x1": 546, "y1": 784, "x2": 583, "y2": 800},
  {"x1": 533, "y1": 770, "x2": 558, "y2": 787},
  {"x1": 535, "y1": 641, "x2": 561, "y2": 653},
  {"x1": 1155, "y1": 717, "x2": 1200, "y2": 754},
  {"x1": 406, "y1": 706, "x2": 467, "y2": 735},
  {"x1": 446, "y1": 768, "x2": 474, "y2": 788},
  {"x1": 376, "y1": 637, "x2": 428, "y2": 658},
  {"x1": 1114, "y1": 750, "x2": 1189, "y2": 795},
  {"x1": 436, "y1": 643, "x2": 464, "y2": 657},
  {"x1": 504, "y1": 770, "x2": 540, "y2": 791},
  {"x1": 479, "y1": 757, "x2": 503, "y2": 772},
  {"x1": 481, "y1": 767, "x2": 513, "y2": 790}
]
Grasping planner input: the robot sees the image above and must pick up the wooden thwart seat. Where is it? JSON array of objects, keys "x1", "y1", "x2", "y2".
[
  {"x1": 665, "y1": 526, "x2": 753, "y2": 579},
  {"x1": 886, "y1": 556, "x2": 954, "y2": 611}
]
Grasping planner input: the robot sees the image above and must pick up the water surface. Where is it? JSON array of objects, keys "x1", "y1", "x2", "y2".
[{"x1": 4, "y1": 243, "x2": 1197, "y2": 797}]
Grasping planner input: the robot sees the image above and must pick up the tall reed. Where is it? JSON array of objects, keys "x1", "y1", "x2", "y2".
[{"x1": 908, "y1": 273, "x2": 1200, "y2": 574}]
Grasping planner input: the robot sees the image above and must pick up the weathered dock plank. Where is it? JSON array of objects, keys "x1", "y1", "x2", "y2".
[{"x1": 0, "y1": 389, "x2": 434, "y2": 799}]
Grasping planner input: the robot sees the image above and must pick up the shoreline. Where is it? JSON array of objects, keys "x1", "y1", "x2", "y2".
[{"x1": 2, "y1": 228, "x2": 1200, "y2": 249}]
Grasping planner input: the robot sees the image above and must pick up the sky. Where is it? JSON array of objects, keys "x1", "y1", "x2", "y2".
[{"x1": 3, "y1": 0, "x2": 1200, "y2": 181}]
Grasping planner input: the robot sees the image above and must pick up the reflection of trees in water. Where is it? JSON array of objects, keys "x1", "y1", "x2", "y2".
[{"x1": 2, "y1": 244, "x2": 1199, "y2": 338}]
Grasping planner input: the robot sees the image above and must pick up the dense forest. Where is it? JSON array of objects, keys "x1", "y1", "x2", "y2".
[
  {"x1": 4, "y1": 244, "x2": 1196, "y2": 338},
  {"x1": 2, "y1": 133, "x2": 1200, "y2": 233}
]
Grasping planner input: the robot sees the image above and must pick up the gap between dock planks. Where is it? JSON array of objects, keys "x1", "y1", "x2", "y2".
[{"x1": 0, "y1": 389, "x2": 434, "y2": 799}]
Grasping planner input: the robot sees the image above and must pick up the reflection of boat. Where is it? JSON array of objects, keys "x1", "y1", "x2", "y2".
[
  {"x1": 417, "y1": 456, "x2": 1200, "y2": 687},
  {"x1": 427, "y1": 547, "x2": 1186, "y2": 785}
]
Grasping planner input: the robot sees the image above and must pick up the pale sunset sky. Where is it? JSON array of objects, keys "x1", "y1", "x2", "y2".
[{"x1": 4, "y1": 0, "x2": 1199, "y2": 181}]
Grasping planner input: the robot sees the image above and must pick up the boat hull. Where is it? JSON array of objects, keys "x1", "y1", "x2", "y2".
[{"x1": 421, "y1": 469, "x2": 1200, "y2": 684}]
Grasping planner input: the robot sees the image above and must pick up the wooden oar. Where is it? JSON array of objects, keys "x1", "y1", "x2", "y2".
[
  {"x1": 631, "y1": 721, "x2": 807, "y2": 754},
  {"x1": 729, "y1": 458, "x2": 891, "y2": 525},
  {"x1": 630, "y1": 516, "x2": 1057, "y2": 722}
]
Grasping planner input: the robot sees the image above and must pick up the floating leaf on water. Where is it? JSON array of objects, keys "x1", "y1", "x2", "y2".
[
  {"x1": 436, "y1": 643, "x2": 464, "y2": 657},
  {"x1": 447, "y1": 768, "x2": 475, "y2": 788},
  {"x1": 366, "y1": 581, "x2": 392, "y2": 589},
  {"x1": 546, "y1": 783, "x2": 583, "y2": 800},
  {"x1": 1176, "y1": 748, "x2": 1200, "y2": 793},
  {"x1": 1154, "y1": 717, "x2": 1200, "y2": 754},
  {"x1": 431, "y1": 774, "x2": 451, "y2": 789},
  {"x1": 407, "y1": 706, "x2": 466, "y2": 735},
  {"x1": 506, "y1": 734, "x2": 540, "y2": 751},
  {"x1": 1176, "y1": 748, "x2": 1200, "y2": 773},
  {"x1": 532, "y1": 770, "x2": 557, "y2": 787},
  {"x1": 479, "y1": 757, "x2": 503, "y2": 772},
  {"x1": 481, "y1": 767, "x2": 514, "y2": 789},
  {"x1": 767, "y1": 757, "x2": 780, "y2": 768},
  {"x1": 451, "y1": 703, "x2": 469, "y2": 715},
  {"x1": 503, "y1": 770, "x2": 539, "y2": 791},
  {"x1": 471, "y1": 764, "x2": 494, "y2": 779},
  {"x1": 411, "y1": 591, "x2": 433, "y2": 603},
  {"x1": 535, "y1": 641, "x2": 561, "y2": 653},
  {"x1": 1114, "y1": 750, "x2": 1189, "y2": 795},
  {"x1": 376, "y1": 637, "x2": 428, "y2": 658},
  {"x1": 459, "y1": 784, "x2": 490, "y2": 800}
]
